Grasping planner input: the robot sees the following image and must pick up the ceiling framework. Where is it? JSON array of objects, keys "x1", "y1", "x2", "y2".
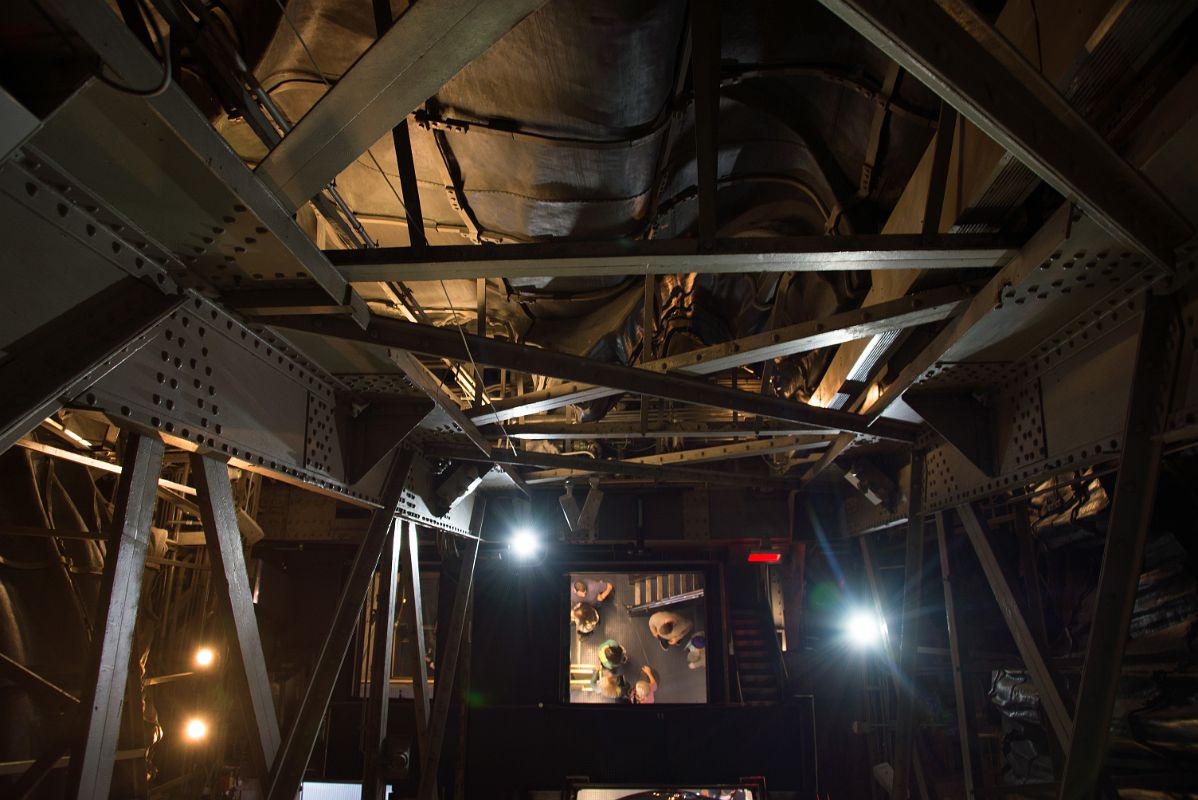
[{"x1": 2, "y1": 1, "x2": 1198, "y2": 795}]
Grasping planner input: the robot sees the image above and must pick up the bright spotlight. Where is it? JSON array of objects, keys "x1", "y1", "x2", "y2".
[
  {"x1": 193, "y1": 646, "x2": 215, "y2": 668},
  {"x1": 509, "y1": 528, "x2": 540, "y2": 560},
  {"x1": 845, "y1": 609, "x2": 884, "y2": 648},
  {"x1": 184, "y1": 717, "x2": 209, "y2": 742}
]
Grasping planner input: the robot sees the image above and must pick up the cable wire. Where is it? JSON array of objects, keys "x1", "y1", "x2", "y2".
[
  {"x1": 271, "y1": 0, "x2": 407, "y2": 221},
  {"x1": 437, "y1": 280, "x2": 519, "y2": 457}
]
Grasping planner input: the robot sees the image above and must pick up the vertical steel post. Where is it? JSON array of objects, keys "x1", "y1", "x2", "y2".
[
  {"x1": 362, "y1": 521, "x2": 402, "y2": 800},
  {"x1": 191, "y1": 453, "x2": 281, "y2": 777},
  {"x1": 401, "y1": 520, "x2": 432, "y2": 754},
  {"x1": 264, "y1": 450, "x2": 414, "y2": 800},
  {"x1": 416, "y1": 497, "x2": 486, "y2": 800},
  {"x1": 936, "y1": 512, "x2": 982, "y2": 798},
  {"x1": 1059, "y1": 295, "x2": 1180, "y2": 799},
  {"x1": 891, "y1": 449, "x2": 925, "y2": 800},
  {"x1": 66, "y1": 432, "x2": 164, "y2": 800}
]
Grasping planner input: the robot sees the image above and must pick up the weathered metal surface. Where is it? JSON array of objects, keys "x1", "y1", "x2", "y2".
[{"x1": 66, "y1": 433, "x2": 164, "y2": 800}]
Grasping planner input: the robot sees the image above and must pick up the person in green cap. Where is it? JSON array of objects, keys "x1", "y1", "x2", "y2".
[{"x1": 598, "y1": 639, "x2": 628, "y2": 670}]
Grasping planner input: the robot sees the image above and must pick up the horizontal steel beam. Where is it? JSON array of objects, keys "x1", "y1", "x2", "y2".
[
  {"x1": 502, "y1": 420, "x2": 841, "y2": 440},
  {"x1": 427, "y1": 444, "x2": 800, "y2": 487},
  {"x1": 257, "y1": 0, "x2": 547, "y2": 209},
  {"x1": 814, "y1": 0, "x2": 1193, "y2": 267},
  {"x1": 270, "y1": 315, "x2": 919, "y2": 441},
  {"x1": 473, "y1": 284, "x2": 974, "y2": 425},
  {"x1": 328, "y1": 234, "x2": 1015, "y2": 281},
  {"x1": 524, "y1": 435, "x2": 826, "y2": 480}
]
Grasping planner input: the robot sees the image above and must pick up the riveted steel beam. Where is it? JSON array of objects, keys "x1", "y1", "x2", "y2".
[
  {"x1": 0, "y1": 278, "x2": 182, "y2": 456},
  {"x1": 328, "y1": 234, "x2": 1014, "y2": 281},
  {"x1": 36, "y1": 0, "x2": 368, "y2": 323}
]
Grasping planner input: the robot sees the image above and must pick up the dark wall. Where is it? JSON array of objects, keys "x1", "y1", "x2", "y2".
[{"x1": 466, "y1": 702, "x2": 817, "y2": 795}]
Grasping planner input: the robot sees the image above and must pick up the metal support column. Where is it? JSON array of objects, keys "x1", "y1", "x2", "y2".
[
  {"x1": 400, "y1": 520, "x2": 432, "y2": 757},
  {"x1": 264, "y1": 450, "x2": 414, "y2": 800},
  {"x1": 891, "y1": 449, "x2": 925, "y2": 800},
  {"x1": 957, "y1": 503, "x2": 1072, "y2": 750},
  {"x1": 191, "y1": 453, "x2": 281, "y2": 777},
  {"x1": 935, "y1": 512, "x2": 983, "y2": 798},
  {"x1": 1059, "y1": 295, "x2": 1180, "y2": 799},
  {"x1": 65, "y1": 432, "x2": 164, "y2": 800},
  {"x1": 417, "y1": 499, "x2": 486, "y2": 800},
  {"x1": 362, "y1": 522, "x2": 402, "y2": 800}
]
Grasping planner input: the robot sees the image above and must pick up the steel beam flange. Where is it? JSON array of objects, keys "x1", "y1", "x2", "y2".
[{"x1": 1, "y1": 150, "x2": 182, "y2": 295}]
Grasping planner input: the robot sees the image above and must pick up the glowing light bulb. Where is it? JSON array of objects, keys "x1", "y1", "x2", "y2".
[
  {"x1": 184, "y1": 717, "x2": 209, "y2": 742},
  {"x1": 845, "y1": 609, "x2": 883, "y2": 648},
  {"x1": 510, "y1": 529, "x2": 539, "y2": 560},
  {"x1": 194, "y1": 647, "x2": 215, "y2": 668}
]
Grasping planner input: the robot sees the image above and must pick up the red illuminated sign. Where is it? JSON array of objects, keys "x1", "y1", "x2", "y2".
[{"x1": 747, "y1": 551, "x2": 782, "y2": 563}]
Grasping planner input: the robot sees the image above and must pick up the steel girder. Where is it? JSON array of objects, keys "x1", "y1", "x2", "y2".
[
  {"x1": 33, "y1": 1, "x2": 369, "y2": 323},
  {"x1": 256, "y1": 0, "x2": 548, "y2": 210},
  {"x1": 271, "y1": 314, "x2": 919, "y2": 441},
  {"x1": 471, "y1": 283, "x2": 975, "y2": 425},
  {"x1": 1, "y1": 144, "x2": 479, "y2": 533},
  {"x1": 327, "y1": 234, "x2": 1014, "y2": 281},
  {"x1": 813, "y1": 0, "x2": 1193, "y2": 267}
]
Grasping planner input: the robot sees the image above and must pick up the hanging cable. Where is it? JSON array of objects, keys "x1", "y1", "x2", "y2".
[{"x1": 437, "y1": 281, "x2": 520, "y2": 457}]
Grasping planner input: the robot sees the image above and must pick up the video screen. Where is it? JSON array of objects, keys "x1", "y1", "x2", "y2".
[{"x1": 567, "y1": 571, "x2": 707, "y2": 704}]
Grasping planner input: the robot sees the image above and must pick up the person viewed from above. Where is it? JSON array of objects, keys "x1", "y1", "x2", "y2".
[
  {"x1": 685, "y1": 632, "x2": 707, "y2": 670},
  {"x1": 572, "y1": 577, "x2": 614, "y2": 605},
  {"x1": 630, "y1": 665, "x2": 658, "y2": 704},
  {"x1": 594, "y1": 668, "x2": 629, "y2": 700},
  {"x1": 571, "y1": 602, "x2": 599, "y2": 635},
  {"x1": 648, "y1": 610, "x2": 693, "y2": 649},
  {"x1": 598, "y1": 639, "x2": 628, "y2": 670}
]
